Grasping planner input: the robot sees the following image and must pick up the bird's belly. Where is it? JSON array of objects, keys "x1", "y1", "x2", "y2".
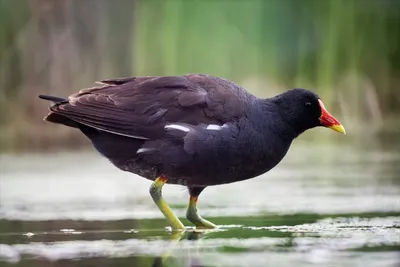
[
  {"x1": 190, "y1": 159, "x2": 283, "y2": 186},
  {"x1": 106, "y1": 153, "x2": 282, "y2": 187},
  {"x1": 98, "y1": 147, "x2": 287, "y2": 187},
  {"x1": 83, "y1": 126, "x2": 290, "y2": 187},
  {"x1": 167, "y1": 146, "x2": 288, "y2": 187}
]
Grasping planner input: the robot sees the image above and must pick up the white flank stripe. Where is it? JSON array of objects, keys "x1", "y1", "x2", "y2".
[
  {"x1": 136, "y1": 148, "x2": 154, "y2": 154},
  {"x1": 164, "y1": 124, "x2": 190, "y2": 132},
  {"x1": 206, "y1": 124, "x2": 222, "y2": 130}
]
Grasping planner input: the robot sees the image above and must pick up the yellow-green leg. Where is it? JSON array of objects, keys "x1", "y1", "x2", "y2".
[
  {"x1": 186, "y1": 187, "x2": 217, "y2": 229},
  {"x1": 150, "y1": 176, "x2": 185, "y2": 230}
]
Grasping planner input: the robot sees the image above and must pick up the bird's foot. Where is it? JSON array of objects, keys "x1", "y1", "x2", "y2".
[
  {"x1": 192, "y1": 217, "x2": 217, "y2": 229},
  {"x1": 186, "y1": 197, "x2": 217, "y2": 229}
]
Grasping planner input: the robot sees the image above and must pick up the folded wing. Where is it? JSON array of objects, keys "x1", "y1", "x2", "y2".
[{"x1": 47, "y1": 74, "x2": 249, "y2": 140}]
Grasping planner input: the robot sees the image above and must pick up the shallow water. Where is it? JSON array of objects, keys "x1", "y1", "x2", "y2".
[{"x1": 0, "y1": 141, "x2": 399, "y2": 267}]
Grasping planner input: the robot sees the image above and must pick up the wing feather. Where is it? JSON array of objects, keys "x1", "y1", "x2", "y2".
[{"x1": 49, "y1": 74, "x2": 250, "y2": 139}]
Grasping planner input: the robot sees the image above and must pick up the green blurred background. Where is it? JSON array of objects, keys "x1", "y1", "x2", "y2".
[
  {"x1": 0, "y1": 0, "x2": 400, "y2": 151},
  {"x1": 1, "y1": 2, "x2": 400, "y2": 266}
]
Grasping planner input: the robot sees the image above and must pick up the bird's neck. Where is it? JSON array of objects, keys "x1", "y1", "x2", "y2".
[{"x1": 257, "y1": 98, "x2": 305, "y2": 142}]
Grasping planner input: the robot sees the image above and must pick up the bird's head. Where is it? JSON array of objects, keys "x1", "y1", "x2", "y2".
[{"x1": 271, "y1": 88, "x2": 346, "y2": 136}]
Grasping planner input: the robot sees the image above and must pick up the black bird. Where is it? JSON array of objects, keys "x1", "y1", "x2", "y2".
[{"x1": 39, "y1": 74, "x2": 345, "y2": 229}]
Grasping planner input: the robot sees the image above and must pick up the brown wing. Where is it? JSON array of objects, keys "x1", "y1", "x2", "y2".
[{"x1": 48, "y1": 74, "x2": 250, "y2": 139}]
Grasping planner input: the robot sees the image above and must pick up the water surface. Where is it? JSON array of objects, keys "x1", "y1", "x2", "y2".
[{"x1": 0, "y1": 141, "x2": 399, "y2": 266}]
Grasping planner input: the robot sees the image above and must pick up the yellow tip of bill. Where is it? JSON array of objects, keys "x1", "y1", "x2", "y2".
[{"x1": 328, "y1": 124, "x2": 346, "y2": 135}]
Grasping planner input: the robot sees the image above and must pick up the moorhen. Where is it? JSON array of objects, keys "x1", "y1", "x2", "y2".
[{"x1": 39, "y1": 74, "x2": 345, "y2": 230}]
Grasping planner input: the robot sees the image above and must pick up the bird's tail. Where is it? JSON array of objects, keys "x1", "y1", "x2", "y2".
[
  {"x1": 38, "y1": 94, "x2": 78, "y2": 127},
  {"x1": 38, "y1": 94, "x2": 68, "y2": 104}
]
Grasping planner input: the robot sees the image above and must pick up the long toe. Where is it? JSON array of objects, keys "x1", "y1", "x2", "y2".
[{"x1": 186, "y1": 208, "x2": 217, "y2": 229}]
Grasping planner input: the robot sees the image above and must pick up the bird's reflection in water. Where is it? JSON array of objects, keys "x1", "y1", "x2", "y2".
[{"x1": 151, "y1": 229, "x2": 211, "y2": 267}]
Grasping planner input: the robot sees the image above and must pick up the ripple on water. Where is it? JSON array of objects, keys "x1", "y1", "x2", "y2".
[{"x1": 0, "y1": 216, "x2": 399, "y2": 266}]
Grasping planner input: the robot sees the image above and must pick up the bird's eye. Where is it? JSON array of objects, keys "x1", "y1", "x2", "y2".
[{"x1": 305, "y1": 102, "x2": 312, "y2": 107}]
